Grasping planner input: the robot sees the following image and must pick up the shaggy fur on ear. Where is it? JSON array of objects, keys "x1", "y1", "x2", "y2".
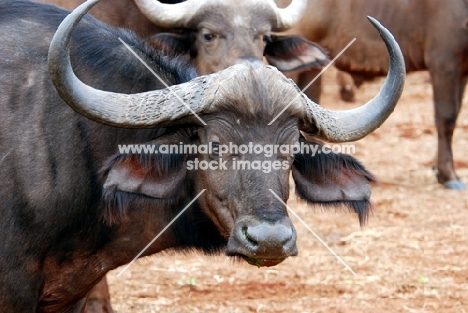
[
  {"x1": 100, "y1": 150, "x2": 187, "y2": 226},
  {"x1": 293, "y1": 148, "x2": 377, "y2": 226}
]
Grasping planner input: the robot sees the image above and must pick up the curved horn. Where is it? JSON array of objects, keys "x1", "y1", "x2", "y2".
[
  {"x1": 301, "y1": 17, "x2": 406, "y2": 142},
  {"x1": 272, "y1": 0, "x2": 308, "y2": 31},
  {"x1": 134, "y1": 0, "x2": 202, "y2": 28},
  {"x1": 48, "y1": 0, "x2": 223, "y2": 128}
]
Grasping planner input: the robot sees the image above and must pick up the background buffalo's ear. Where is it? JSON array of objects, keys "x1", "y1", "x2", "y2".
[
  {"x1": 148, "y1": 32, "x2": 192, "y2": 56},
  {"x1": 264, "y1": 35, "x2": 329, "y2": 72},
  {"x1": 291, "y1": 139, "x2": 377, "y2": 225}
]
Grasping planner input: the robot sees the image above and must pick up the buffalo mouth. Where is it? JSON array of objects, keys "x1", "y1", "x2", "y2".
[
  {"x1": 227, "y1": 243, "x2": 296, "y2": 268},
  {"x1": 241, "y1": 255, "x2": 287, "y2": 268},
  {"x1": 228, "y1": 252, "x2": 288, "y2": 268}
]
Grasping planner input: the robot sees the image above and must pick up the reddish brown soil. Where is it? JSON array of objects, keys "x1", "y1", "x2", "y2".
[{"x1": 107, "y1": 69, "x2": 468, "y2": 312}]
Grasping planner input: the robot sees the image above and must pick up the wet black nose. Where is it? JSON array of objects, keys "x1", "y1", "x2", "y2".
[
  {"x1": 243, "y1": 223, "x2": 294, "y2": 249},
  {"x1": 226, "y1": 218, "x2": 297, "y2": 267}
]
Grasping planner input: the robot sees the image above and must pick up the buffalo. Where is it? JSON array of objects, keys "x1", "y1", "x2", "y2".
[
  {"x1": 33, "y1": 0, "x2": 332, "y2": 311},
  {"x1": 0, "y1": 0, "x2": 404, "y2": 312},
  {"x1": 276, "y1": 0, "x2": 468, "y2": 190}
]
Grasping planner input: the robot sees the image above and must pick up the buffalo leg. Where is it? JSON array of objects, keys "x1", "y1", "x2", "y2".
[
  {"x1": 296, "y1": 68, "x2": 356, "y2": 103},
  {"x1": 430, "y1": 67, "x2": 467, "y2": 189},
  {"x1": 336, "y1": 70, "x2": 356, "y2": 102},
  {"x1": 84, "y1": 277, "x2": 114, "y2": 313}
]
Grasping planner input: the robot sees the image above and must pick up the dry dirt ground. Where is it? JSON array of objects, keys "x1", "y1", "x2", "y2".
[{"x1": 106, "y1": 68, "x2": 468, "y2": 313}]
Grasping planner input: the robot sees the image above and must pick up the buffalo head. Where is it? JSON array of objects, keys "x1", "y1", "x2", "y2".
[
  {"x1": 133, "y1": 0, "x2": 329, "y2": 74},
  {"x1": 48, "y1": 0, "x2": 405, "y2": 266}
]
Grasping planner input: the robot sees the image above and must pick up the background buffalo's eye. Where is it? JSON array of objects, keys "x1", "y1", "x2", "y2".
[{"x1": 203, "y1": 33, "x2": 217, "y2": 42}]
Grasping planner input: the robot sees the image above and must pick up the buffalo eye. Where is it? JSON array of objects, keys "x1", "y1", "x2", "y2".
[
  {"x1": 203, "y1": 33, "x2": 217, "y2": 42},
  {"x1": 210, "y1": 142, "x2": 220, "y2": 156}
]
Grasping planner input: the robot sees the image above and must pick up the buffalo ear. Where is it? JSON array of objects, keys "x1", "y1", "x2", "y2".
[
  {"x1": 264, "y1": 35, "x2": 329, "y2": 72},
  {"x1": 101, "y1": 151, "x2": 187, "y2": 225},
  {"x1": 103, "y1": 153, "x2": 186, "y2": 199},
  {"x1": 291, "y1": 139, "x2": 376, "y2": 225}
]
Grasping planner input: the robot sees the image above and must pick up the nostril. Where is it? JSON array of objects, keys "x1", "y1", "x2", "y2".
[
  {"x1": 242, "y1": 226, "x2": 258, "y2": 246},
  {"x1": 244, "y1": 224, "x2": 293, "y2": 247},
  {"x1": 226, "y1": 220, "x2": 298, "y2": 261}
]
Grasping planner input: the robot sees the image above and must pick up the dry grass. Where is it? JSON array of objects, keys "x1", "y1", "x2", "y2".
[{"x1": 107, "y1": 69, "x2": 468, "y2": 313}]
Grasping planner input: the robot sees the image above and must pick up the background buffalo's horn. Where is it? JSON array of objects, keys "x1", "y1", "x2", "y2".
[
  {"x1": 272, "y1": 0, "x2": 308, "y2": 31},
  {"x1": 48, "y1": 0, "x2": 227, "y2": 128},
  {"x1": 301, "y1": 17, "x2": 406, "y2": 142},
  {"x1": 134, "y1": 0, "x2": 201, "y2": 28}
]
